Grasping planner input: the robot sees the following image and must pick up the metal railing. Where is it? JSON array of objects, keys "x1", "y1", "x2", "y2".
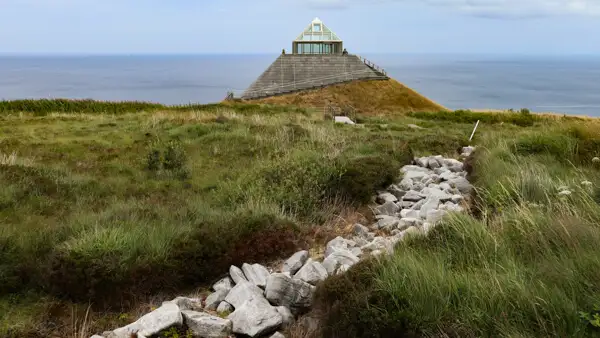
[{"x1": 357, "y1": 55, "x2": 387, "y2": 76}]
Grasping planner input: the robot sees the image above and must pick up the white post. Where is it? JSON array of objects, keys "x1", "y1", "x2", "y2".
[{"x1": 469, "y1": 120, "x2": 480, "y2": 141}]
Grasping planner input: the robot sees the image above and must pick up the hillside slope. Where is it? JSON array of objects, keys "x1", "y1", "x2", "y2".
[{"x1": 245, "y1": 78, "x2": 448, "y2": 114}]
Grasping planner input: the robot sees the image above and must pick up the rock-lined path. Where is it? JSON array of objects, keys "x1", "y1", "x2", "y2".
[{"x1": 95, "y1": 147, "x2": 475, "y2": 338}]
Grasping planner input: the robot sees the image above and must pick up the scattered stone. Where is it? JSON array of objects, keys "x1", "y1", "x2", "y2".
[
  {"x1": 461, "y1": 146, "x2": 475, "y2": 157},
  {"x1": 403, "y1": 190, "x2": 425, "y2": 202},
  {"x1": 353, "y1": 223, "x2": 370, "y2": 238},
  {"x1": 167, "y1": 296, "x2": 202, "y2": 311},
  {"x1": 352, "y1": 236, "x2": 370, "y2": 247},
  {"x1": 399, "y1": 218, "x2": 419, "y2": 228},
  {"x1": 282, "y1": 250, "x2": 309, "y2": 275},
  {"x1": 397, "y1": 200, "x2": 414, "y2": 208},
  {"x1": 451, "y1": 194, "x2": 464, "y2": 203},
  {"x1": 112, "y1": 302, "x2": 182, "y2": 337},
  {"x1": 227, "y1": 297, "x2": 282, "y2": 337},
  {"x1": 224, "y1": 282, "x2": 265, "y2": 308},
  {"x1": 375, "y1": 200, "x2": 400, "y2": 216},
  {"x1": 410, "y1": 199, "x2": 426, "y2": 211},
  {"x1": 400, "y1": 209, "x2": 419, "y2": 219},
  {"x1": 404, "y1": 170, "x2": 429, "y2": 181},
  {"x1": 270, "y1": 332, "x2": 286, "y2": 338},
  {"x1": 376, "y1": 215, "x2": 400, "y2": 230},
  {"x1": 217, "y1": 301, "x2": 234, "y2": 314},
  {"x1": 376, "y1": 192, "x2": 398, "y2": 204},
  {"x1": 325, "y1": 236, "x2": 357, "y2": 257},
  {"x1": 419, "y1": 197, "x2": 441, "y2": 219},
  {"x1": 388, "y1": 184, "x2": 407, "y2": 199},
  {"x1": 361, "y1": 237, "x2": 392, "y2": 254},
  {"x1": 582, "y1": 180, "x2": 593, "y2": 187},
  {"x1": 322, "y1": 250, "x2": 360, "y2": 275},
  {"x1": 242, "y1": 263, "x2": 270, "y2": 289},
  {"x1": 229, "y1": 266, "x2": 248, "y2": 284},
  {"x1": 182, "y1": 310, "x2": 232, "y2": 338},
  {"x1": 558, "y1": 190, "x2": 572, "y2": 196},
  {"x1": 558, "y1": 185, "x2": 570, "y2": 191},
  {"x1": 294, "y1": 259, "x2": 328, "y2": 285},
  {"x1": 428, "y1": 157, "x2": 441, "y2": 169},
  {"x1": 421, "y1": 187, "x2": 453, "y2": 202},
  {"x1": 593, "y1": 157, "x2": 600, "y2": 163},
  {"x1": 213, "y1": 277, "x2": 234, "y2": 292},
  {"x1": 276, "y1": 306, "x2": 295, "y2": 329},
  {"x1": 448, "y1": 177, "x2": 473, "y2": 194},
  {"x1": 265, "y1": 273, "x2": 315, "y2": 314},
  {"x1": 399, "y1": 177, "x2": 413, "y2": 191},
  {"x1": 205, "y1": 289, "x2": 229, "y2": 311},
  {"x1": 334, "y1": 116, "x2": 356, "y2": 125},
  {"x1": 407, "y1": 123, "x2": 424, "y2": 129}
]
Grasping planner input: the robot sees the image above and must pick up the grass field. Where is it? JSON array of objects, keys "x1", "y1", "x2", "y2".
[{"x1": 1, "y1": 99, "x2": 599, "y2": 337}]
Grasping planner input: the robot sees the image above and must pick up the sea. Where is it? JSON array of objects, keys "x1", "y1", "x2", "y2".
[{"x1": 0, "y1": 54, "x2": 599, "y2": 116}]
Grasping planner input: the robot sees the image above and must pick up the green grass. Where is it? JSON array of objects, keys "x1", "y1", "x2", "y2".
[
  {"x1": 0, "y1": 100, "x2": 477, "y2": 337},
  {"x1": 3, "y1": 100, "x2": 600, "y2": 337},
  {"x1": 313, "y1": 123, "x2": 600, "y2": 338}
]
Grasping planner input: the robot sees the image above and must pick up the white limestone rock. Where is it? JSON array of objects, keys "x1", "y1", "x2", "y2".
[
  {"x1": 400, "y1": 209, "x2": 419, "y2": 219},
  {"x1": 293, "y1": 259, "x2": 328, "y2": 285},
  {"x1": 419, "y1": 197, "x2": 441, "y2": 219},
  {"x1": 212, "y1": 277, "x2": 234, "y2": 292},
  {"x1": 205, "y1": 289, "x2": 229, "y2": 311},
  {"x1": 403, "y1": 190, "x2": 425, "y2": 202},
  {"x1": 376, "y1": 192, "x2": 398, "y2": 204},
  {"x1": 398, "y1": 177, "x2": 413, "y2": 191},
  {"x1": 111, "y1": 302, "x2": 182, "y2": 337},
  {"x1": 322, "y1": 250, "x2": 360, "y2": 275},
  {"x1": 182, "y1": 310, "x2": 232, "y2": 338},
  {"x1": 448, "y1": 177, "x2": 473, "y2": 194},
  {"x1": 353, "y1": 223, "x2": 370, "y2": 238},
  {"x1": 224, "y1": 282, "x2": 265, "y2": 309},
  {"x1": 216, "y1": 301, "x2": 234, "y2": 314},
  {"x1": 265, "y1": 273, "x2": 315, "y2": 315},
  {"x1": 166, "y1": 296, "x2": 202, "y2": 311},
  {"x1": 227, "y1": 297, "x2": 282, "y2": 337},
  {"x1": 270, "y1": 332, "x2": 286, "y2": 338},
  {"x1": 374, "y1": 200, "x2": 400, "y2": 216},
  {"x1": 242, "y1": 263, "x2": 270, "y2": 289},
  {"x1": 282, "y1": 250, "x2": 309, "y2": 275},
  {"x1": 276, "y1": 306, "x2": 295, "y2": 329},
  {"x1": 375, "y1": 215, "x2": 399, "y2": 230},
  {"x1": 229, "y1": 265, "x2": 248, "y2": 284}
]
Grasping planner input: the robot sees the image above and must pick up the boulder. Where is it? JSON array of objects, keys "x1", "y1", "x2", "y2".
[
  {"x1": 374, "y1": 200, "x2": 400, "y2": 216},
  {"x1": 419, "y1": 197, "x2": 441, "y2": 219},
  {"x1": 182, "y1": 310, "x2": 232, "y2": 338},
  {"x1": 353, "y1": 223, "x2": 370, "y2": 238},
  {"x1": 229, "y1": 265, "x2": 248, "y2": 284},
  {"x1": 325, "y1": 236, "x2": 357, "y2": 257},
  {"x1": 205, "y1": 289, "x2": 229, "y2": 311},
  {"x1": 451, "y1": 194, "x2": 464, "y2": 203},
  {"x1": 224, "y1": 282, "x2": 265, "y2": 308},
  {"x1": 388, "y1": 184, "x2": 407, "y2": 199},
  {"x1": 227, "y1": 297, "x2": 282, "y2": 337},
  {"x1": 400, "y1": 209, "x2": 419, "y2": 219},
  {"x1": 112, "y1": 302, "x2": 182, "y2": 337},
  {"x1": 213, "y1": 277, "x2": 234, "y2": 292},
  {"x1": 265, "y1": 273, "x2": 315, "y2": 314},
  {"x1": 242, "y1": 263, "x2": 270, "y2": 288},
  {"x1": 376, "y1": 216, "x2": 400, "y2": 230},
  {"x1": 448, "y1": 177, "x2": 473, "y2": 194},
  {"x1": 428, "y1": 157, "x2": 441, "y2": 169},
  {"x1": 416, "y1": 157, "x2": 429, "y2": 167},
  {"x1": 322, "y1": 250, "x2": 360, "y2": 275},
  {"x1": 282, "y1": 250, "x2": 309, "y2": 275},
  {"x1": 426, "y1": 209, "x2": 447, "y2": 224},
  {"x1": 276, "y1": 306, "x2": 295, "y2": 328},
  {"x1": 216, "y1": 301, "x2": 234, "y2": 314},
  {"x1": 166, "y1": 296, "x2": 202, "y2": 311},
  {"x1": 397, "y1": 201, "x2": 414, "y2": 209},
  {"x1": 270, "y1": 332, "x2": 286, "y2": 338},
  {"x1": 398, "y1": 177, "x2": 413, "y2": 191},
  {"x1": 403, "y1": 190, "x2": 424, "y2": 202},
  {"x1": 293, "y1": 259, "x2": 328, "y2": 285},
  {"x1": 462, "y1": 146, "x2": 475, "y2": 157},
  {"x1": 376, "y1": 192, "x2": 398, "y2": 204}
]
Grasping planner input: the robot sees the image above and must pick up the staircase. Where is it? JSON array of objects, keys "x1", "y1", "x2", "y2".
[{"x1": 241, "y1": 54, "x2": 389, "y2": 100}]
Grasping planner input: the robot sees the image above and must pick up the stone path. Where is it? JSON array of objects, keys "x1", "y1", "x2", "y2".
[{"x1": 95, "y1": 147, "x2": 475, "y2": 338}]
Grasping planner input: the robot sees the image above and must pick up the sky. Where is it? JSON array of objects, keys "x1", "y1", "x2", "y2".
[{"x1": 0, "y1": 0, "x2": 599, "y2": 55}]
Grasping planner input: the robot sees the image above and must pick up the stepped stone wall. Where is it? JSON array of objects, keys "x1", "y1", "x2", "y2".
[{"x1": 242, "y1": 54, "x2": 388, "y2": 100}]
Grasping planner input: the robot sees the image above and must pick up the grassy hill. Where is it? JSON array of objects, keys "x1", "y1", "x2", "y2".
[
  {"x1": 1, "y1": 99, "x2": 600, "y2": 337},
  {"x1": 244, "y1": 79, "x2": 448, "y2": 114}
]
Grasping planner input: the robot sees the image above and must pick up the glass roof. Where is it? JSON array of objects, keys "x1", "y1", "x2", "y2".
[{"x1": 294, "y1": 17, "x2": 342, "y2": 42}]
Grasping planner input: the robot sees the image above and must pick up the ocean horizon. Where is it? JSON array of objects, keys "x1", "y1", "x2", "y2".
[{"x1": 1, "y1": 53, "x2": 599, "y2": 116}]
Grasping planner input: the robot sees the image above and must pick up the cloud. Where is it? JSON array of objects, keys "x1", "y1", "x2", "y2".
[{"x1": 305, "y1": 0, "x2": 600, "y2": 17}]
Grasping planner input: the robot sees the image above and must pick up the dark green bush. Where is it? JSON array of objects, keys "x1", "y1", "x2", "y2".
[{"x1": 312, "y1": 259, "x2": 418, "y2": 338}]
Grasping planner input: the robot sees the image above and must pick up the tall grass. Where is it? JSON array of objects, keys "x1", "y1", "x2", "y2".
[{"x1": 312, "y1": 126, "x2": 600, "y2": 338}]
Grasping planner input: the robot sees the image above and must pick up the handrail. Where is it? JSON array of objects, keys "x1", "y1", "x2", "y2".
[{"x1": 242, "y1": 68, "x2": 381, "y2": 98}]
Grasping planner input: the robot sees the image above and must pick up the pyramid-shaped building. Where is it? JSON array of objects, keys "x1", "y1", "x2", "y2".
[{"x1": 242, "y1": 18, "x2": 389, "y2": 100}]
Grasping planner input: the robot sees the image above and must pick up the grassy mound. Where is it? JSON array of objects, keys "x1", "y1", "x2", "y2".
[
  {"x1": 2, "y1": 100, "x2": 480, "y2": 337},
  {"x1": 310, "y1": 122, "x2": 600, "y2": 338},
  {"x1": 246, "y1": 79, "x2": 448, "y2": 115}
]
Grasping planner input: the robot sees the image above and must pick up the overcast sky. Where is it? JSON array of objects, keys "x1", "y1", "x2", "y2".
[{"x1": 1, "y1": 0, "x2": 599, "y2": 54}]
